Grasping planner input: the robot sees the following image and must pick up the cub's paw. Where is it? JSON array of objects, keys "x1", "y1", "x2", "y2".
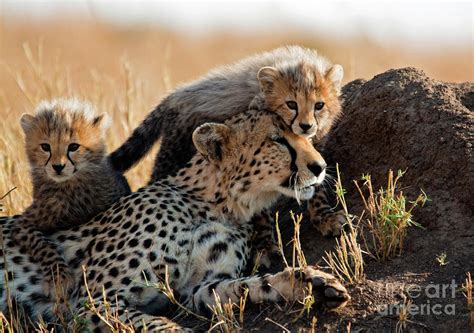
[
  {"x1": 312, "y1": 210, "x2": 347, "y2": 237},
  {"x1": 301, "y1": 266, "x2": 350, "y2": 310}
]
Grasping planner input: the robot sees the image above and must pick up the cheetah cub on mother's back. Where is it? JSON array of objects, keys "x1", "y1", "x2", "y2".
[{"x1": 10, "y1": 99, "x2": 130, "y2": 297}]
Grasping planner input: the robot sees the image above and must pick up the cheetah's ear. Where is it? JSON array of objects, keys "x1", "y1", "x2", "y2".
[
  {"x1": 192, "y1": 123, "x2": 230, "y2": 162},
  {"x1": 325, "y1": 64, "x2": 344, "y2": 93},
  {"x1": 20, "y1": 114, "x2": 36, "y2": 135},
  {"x1": 92, "y1": 113, "x2": 111, "y2": 134},
  {"x1": 257, "y1": 66, "x2": 280, "y2": 93}
]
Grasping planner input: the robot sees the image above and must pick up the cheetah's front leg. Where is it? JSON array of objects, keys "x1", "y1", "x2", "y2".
[
  {"x1": 10, "y1": 222, "x2": 74, "y2": 299},
  {"x1": 250, "y1": 210, "x2": 279, "y2": 269},
  {"x1": 308, "y1": 186, "x2": 346, "y2": 237},
  {"x1": 251, "y1": 187, "x2": 347, "y2": 268},
  {"x1": 190, "y1": 266, "x2": 350, "y2": 315}
]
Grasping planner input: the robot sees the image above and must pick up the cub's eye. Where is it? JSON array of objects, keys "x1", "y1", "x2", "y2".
[
  {"x1": 68, "y1": 143, "x2": 80, "y2": 152},
  {"x1": 286, "y1": 101, "x2": 298, "y2": 111},
  {"x1": 40, "y1": 143, "x2": 51, "y2": 152},
  {"x1": 314, "y1": 102, "x2": 325, "y2": 111}
]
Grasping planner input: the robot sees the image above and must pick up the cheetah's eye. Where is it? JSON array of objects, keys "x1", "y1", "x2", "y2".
[
  {"x1": 40, "y1": 143, "x2": 51, "y2": 152},
  {"x1": 314, "y1": 102, "x2": 325, "y2": 111},
  {"x1": 68, "y1": 143, "x2": 80, "y2": 152},
  {"x1": 286, "y1": 101, "x2": 298, "y2": 111}
]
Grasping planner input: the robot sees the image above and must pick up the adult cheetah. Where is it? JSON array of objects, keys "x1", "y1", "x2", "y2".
[{"x1": 0, "y1": 109, "x2": 349, "y2": 331}]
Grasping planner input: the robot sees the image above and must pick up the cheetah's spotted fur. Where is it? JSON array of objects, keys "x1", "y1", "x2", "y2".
[{"x1": 1, "y1": 110, "x2": 349, "y2": 331}]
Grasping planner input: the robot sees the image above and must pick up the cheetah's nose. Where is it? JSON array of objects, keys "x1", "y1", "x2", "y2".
[
  {"x1": 52, "y1": 164, "x2": 65, "y2": 174},
  {"x1": 299, "y1": 123, "x2": 313, "y2": 132},
  {"x1": 307, "y1": 162, "x2": 326, "y2": 177}
]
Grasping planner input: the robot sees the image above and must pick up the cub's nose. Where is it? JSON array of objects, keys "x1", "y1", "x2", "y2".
[
  {"x1": 52, "y1": 164, "x2": 65, "y2": 174},
  {"x1": 299, "y1": 123, "x2": 313, "y2": 132},
  {"x1": 308, "y1": 162, "x2": 326, "y2": 177}
]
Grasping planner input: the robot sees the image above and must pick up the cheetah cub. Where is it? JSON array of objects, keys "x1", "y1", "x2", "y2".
[{"x1": 11, "y1": 99, "x2": 130, "y2": 297}]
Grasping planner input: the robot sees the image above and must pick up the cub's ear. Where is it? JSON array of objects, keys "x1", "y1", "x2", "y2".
[
  {"x1": 257, "y1": 66, "x2": 280, "y2": 93},
  {"x1": 20, "y1": 114, "x2": 36, "y2": 134},
  {"x1": 192, "y1": 123, "x2": 230, "y2": 162},
  {"x1": 325, "y1": 64, "x2": 344, "y2": 92},
  {"x1": 92, "y1": 113, "x2": 111, "y2": 133}
]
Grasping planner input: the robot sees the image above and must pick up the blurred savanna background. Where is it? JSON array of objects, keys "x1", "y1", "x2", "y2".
[{"x1": 0, "y1": 0, "x2": 473, "y2": 215}]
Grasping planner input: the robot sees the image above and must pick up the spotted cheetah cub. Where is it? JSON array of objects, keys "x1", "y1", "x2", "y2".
[{"x1": 10, "y1": 99, "x2": 130, "y2": 297}]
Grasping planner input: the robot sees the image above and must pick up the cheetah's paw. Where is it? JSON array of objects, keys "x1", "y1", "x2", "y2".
[
  {"x1": 313, "y1": 210, "x2": 347, "y2": 237},
  {"x1": 301, "y1": 266, "x2": 350, "y2": 309}
]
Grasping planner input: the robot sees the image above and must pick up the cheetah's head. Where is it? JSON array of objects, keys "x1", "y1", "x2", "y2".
[
  {"x1": 20, "y1": 99, "x2": 110, "y2": 183},
  {"x1": 257, "y1": 57, "x2": 343, "y2": 140},
  {"x1": 192, "y1": 110, "x2": 327, "y2": 214}
]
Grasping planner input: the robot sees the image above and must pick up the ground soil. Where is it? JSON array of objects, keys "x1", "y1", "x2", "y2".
[{"x1": 234, "y1": 68, "x2": 473, "y2": 332}]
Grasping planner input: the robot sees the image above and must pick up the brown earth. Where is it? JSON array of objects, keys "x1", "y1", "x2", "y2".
[
  {"x1": 232, "y1": 68, "x2": 473, "y2": 332},
  {"x1": 321, "y1": 67, "x2": 473, "y2": 332}
]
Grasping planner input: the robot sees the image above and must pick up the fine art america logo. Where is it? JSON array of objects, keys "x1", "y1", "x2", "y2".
[{"x1": 378, "y1": 280, "x2": 458, "y2": 316}]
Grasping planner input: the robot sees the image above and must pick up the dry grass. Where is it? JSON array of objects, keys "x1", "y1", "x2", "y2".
[
  {"x1": 81, "y1": 266, "x2": 135, "y2": 332},
  {"x1": 462, "y1": 272, "x2": 473, "y2": 332},
  {"x1": 324, "y1": 167, "x2": 428, "y2": 282},
  {"x1": 0, "y1": 313, "x2": 15, "y2": 333},
  {"x1": 208, "y1": 290, "x2": 247, "y2": 333},
  {"x1": 324, "y1": 164, "x2": 365, "y2": 284},
  {"x1": 0, "y1": 18, "x2": 472, "y2": 216},
  {"x1": 0, "y1": 189, "x2": 16, "y2": 215},
  {"x1": 275, "y1": 212, "x2": 319, "y2": 321},
  {"x1": 0, "y1": 39, "x2": 152, "y2": 215},
  {"x1": 395, "y1": 295, "x2": 413, "y2": 333},
  {"x1": 324, "y1": 227, "x2": 365, "y2": 285},
  {"x1": 145, "y1": 265, "x2": 209, "y2": 325},
  {"x1": 275, "y1": 212, "x2": 319, "y2": 324},
  {"x1": 355, "y1": 170, "x2": 428, "y2": 262}
]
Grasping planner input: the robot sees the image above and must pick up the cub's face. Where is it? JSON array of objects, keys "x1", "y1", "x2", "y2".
[
  {"x1": 21, "y1": 102, "x2": 109, "y2": 183},
  {"x1": 193, "y1": 111, "x2": 327, "y2": 203},
  {"x1": 257, "y1": 62, "x2": 343, "y2": 140}
]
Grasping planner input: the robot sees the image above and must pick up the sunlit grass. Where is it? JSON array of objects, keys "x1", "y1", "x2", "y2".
[
  {"x1": 462, "y1": 272, "x2": 473, "y2": 332},
  {"x1": 395, "y1": 295, "x2": 413, "y2": 333},
  {"x1": 324, "y1": 164, "x2": 365, "y2": 284},
  {"x1": 0, "y1": 40, "x2": 157, "y2": 217},
  {"x1": 355, "y1": 170, "x2": 428, "y2": 262},
  {"x1": 435, "y1": 252, "x2": 449, "y2": 267},
  {"x1": 275, "y1": 212, "x2": 318, "y2": 321}
]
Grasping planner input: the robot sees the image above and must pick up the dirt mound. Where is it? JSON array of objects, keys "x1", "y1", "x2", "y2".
[
  {"x1": 314, "y1": 68, "x2": 473, "y2": 331},
  {"x1": 264, "y1": 69, "x2": 473, "y2": 332},
  {"x1": 325, "y1": 67, "x2": 473, "y2": 230}
]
